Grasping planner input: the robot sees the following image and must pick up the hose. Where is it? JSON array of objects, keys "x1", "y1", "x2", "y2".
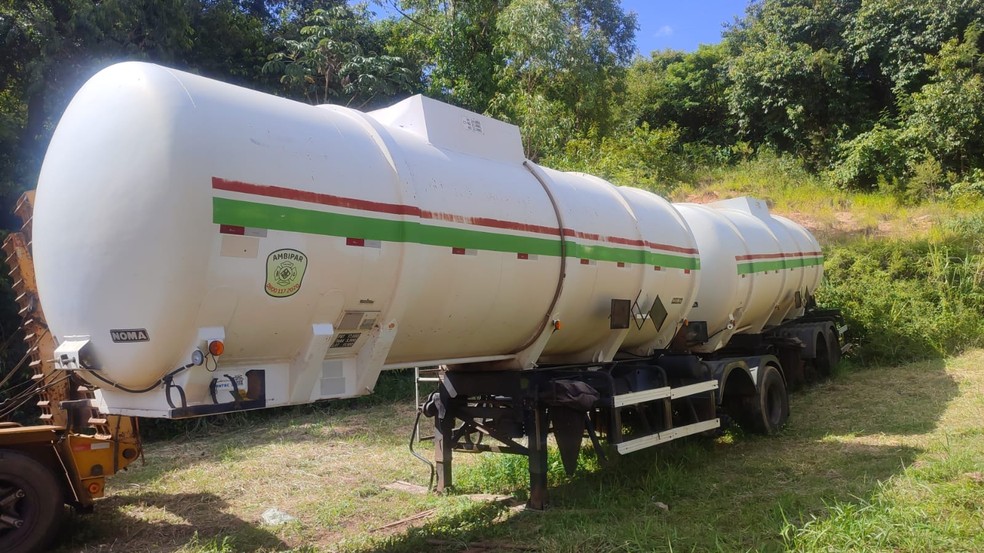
[
  {"x1": 83, "y1": 362, "x2": 195, "y2": 394},
  {"x1": 408, "y1": 408, "x2": 436, "y2": 491}
]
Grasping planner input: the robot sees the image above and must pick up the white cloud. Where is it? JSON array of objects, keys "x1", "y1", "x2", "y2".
[{"x1": 654, "y1": 25, "x2": 674, "y2": 37}]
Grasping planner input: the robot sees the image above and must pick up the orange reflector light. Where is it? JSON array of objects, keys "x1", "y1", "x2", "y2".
[
  {"x1": 87, "y1": 481, "x2": 102, "y2": 495},
  {"x1": 553, "y1": 320, "x2": 563, "y2": 331},
  {"x1": 208, "y1": 340, "x2": 225, "y2": 356}
]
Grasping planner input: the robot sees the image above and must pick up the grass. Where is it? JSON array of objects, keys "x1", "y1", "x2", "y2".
[
  {"x1": 52, "y1": 350, "x2": 984, "y2": 552},
  {"x1": 784, "y1": 356, "x2": 984, "y2": 552},
  {"x1": 668, "y1": 155, "x2": 984, "y2": 244}
]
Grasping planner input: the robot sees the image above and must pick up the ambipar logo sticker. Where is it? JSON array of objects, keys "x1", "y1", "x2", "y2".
[{"x1": 265, "y1": 249, "x2": 307, "y2": 298}]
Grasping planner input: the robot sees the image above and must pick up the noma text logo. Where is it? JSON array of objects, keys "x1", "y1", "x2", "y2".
[{"x1": 110, "y1": 328, "x2": 150, "y2": 343}]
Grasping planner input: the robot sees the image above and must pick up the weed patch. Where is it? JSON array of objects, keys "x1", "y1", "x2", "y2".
[{"x1": 818, "y1": 234, "x2": 984, "y2": 365}]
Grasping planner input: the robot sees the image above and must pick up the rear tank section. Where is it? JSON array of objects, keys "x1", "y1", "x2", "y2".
[{"x1": 676, "y1": 197, "x2": 823, "y2": 353}]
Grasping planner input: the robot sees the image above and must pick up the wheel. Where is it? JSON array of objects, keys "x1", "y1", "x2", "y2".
[
  {"x1": 814, "y1": 334, "x2": 832, "y2": 379},
  {"x1": 0, "y1": 450, "x2": 63, "y2": 553},
  {"x1": 748, "y1": 365, "x2": 789, "y2": 435}
]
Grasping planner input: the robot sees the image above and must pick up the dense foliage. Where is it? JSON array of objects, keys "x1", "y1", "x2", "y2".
[
  {"x1": 818, "y1": 224, "x2": 984, "y2": 364},
  {"x1": 3, "y1": 0, "x2": 984, "y2": 198},
  {"x1": 623, "y1": 0, "x2": 984, "y2": 195}
]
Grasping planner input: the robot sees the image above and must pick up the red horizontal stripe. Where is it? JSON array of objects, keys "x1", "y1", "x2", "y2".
[
  {"x1": 646, "y1": 241, "x2": 698, "y2": 254},
  {"x1": 607, "y1": 235, "x2": 643, "y2": 247},
  {"x1": 212, "y1": 177, "x2": 700, "y2": 256},
  {"x1": 736, "y1": 252, "x2": 783, "y2": 260},
  {"x1": 452, "y1": 247, "x2": 466, "y2": 255},
  {"x1": 219, "y1": 224, "x2": 245, "y2": 235},
  {"x1": 421, "y1": 210, "x2": 563, "y2": 237},
  {"x1": 214, "y1": 177, "x2": 420, "y2": 216},
  {"x1": 346, "y1": 238, "x2": 365, "y2": 247}
]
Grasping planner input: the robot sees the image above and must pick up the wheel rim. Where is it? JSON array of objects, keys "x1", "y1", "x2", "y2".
[
  {"x1": 0, "y1": 482, "x2": 27, "y2": 536},
  {"x1": 0, "y1": 477, "x2": 39, "y2": 548}
]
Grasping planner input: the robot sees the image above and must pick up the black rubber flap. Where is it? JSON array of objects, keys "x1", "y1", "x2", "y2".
[{"x1": 549, "y1": 406, "x2": 586, "y2": 476}]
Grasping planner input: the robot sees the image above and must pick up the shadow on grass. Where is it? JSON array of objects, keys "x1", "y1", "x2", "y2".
[
  {"x1": 358, "y1": 358, "x2": 959, "y2": 552},
  {"x1": 55, "y1": 358, "x2": 959, "y2": 552},
  {"x1": 53, "y1": 492, "x2": 288, "y2": 553},
  {"x1": 790, "y1": 358, "x2": 957, "y2": 438}
]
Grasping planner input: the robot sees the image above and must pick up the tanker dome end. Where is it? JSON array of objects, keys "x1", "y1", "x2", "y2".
[{"x1": 32, "y1": 61, "x2": 211, "y2": 391}]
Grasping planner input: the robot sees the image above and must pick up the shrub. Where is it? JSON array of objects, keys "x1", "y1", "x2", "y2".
[
  {"x1": 948, "y1": 167, "x2": 984, "y2": 199},
  {"x1": 817, "y1": 227, "x2": 984, "y2": 365},
  {"x1": 897, "y1": 156, "x2": 946, "y2": 204},
  {"x1": 827, "y1": 124, "x2": 909, "y2": 191},
  {"x1": 544, "y1": 123, "x2": 687, "y2": 193}
]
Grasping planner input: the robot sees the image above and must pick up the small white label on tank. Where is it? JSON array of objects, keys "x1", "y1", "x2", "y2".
[
  {"x1": 213, "y1": 373, "x2": 249, "y2": 399},
  {"x1": 220, "y1": 235, "x2": 259, "y2": 258}
]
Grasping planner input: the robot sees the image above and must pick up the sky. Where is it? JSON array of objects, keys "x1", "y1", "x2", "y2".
[
  {"x1": 361, "y1": 1, "x2": 751, "y2": 57},
  {"x1": 622, "y1": 0, "x2": 751, "y2": 55}
]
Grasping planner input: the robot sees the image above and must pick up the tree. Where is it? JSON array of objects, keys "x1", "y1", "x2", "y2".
[
  {"x1": 902, "y1": 24, "x2": 984, "y2": 175},
  {"x1": 723, "y1": 0, "x2": 872, "y2": 166},
  {"x1": 845, "y1": 0, "x2": 984, "y2": 98},
  {"x1": 492, "y1": 0, "x2": 636, "y2": 158},
  {"x1": 624, "y1": 44, "x2": 732, "y2": 145},
  {"x1": 385, "y1": 0, "x2": 508, "y2": 113},
  {"x1": 263, "y1": 5, "x2": 416, "y2": 106},
  {"x1": 0, "y1": 0, "x2": 199, "y2": 213},
  {"x1": 826, "y1": 4, "x2": 984, "y2": 189},
  {"x1": 187, "y1": 0, "x2": 277, "y2": 88}
]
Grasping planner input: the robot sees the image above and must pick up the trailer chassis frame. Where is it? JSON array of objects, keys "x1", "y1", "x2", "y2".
[{"x1": 424, "y1": 360, "x2": 720, "y2": 509}]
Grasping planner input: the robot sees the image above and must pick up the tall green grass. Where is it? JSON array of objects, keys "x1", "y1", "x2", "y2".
[
  {"x1": 818, "y1": 216, "x2": 984, "y2": 365},
  {"x1": 783, "y1": 429, "x2": 984, "y2": 552}
]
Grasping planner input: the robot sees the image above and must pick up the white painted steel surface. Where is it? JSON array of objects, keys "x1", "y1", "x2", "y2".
[
  {"x1": 677, "y1": 198, "x2": 823, "y2": 353},
  {"x1": 32, "y1": 63, "x2": 821, "y2": 417},
  {"x1": 616, "y1": 419, "x2": 721, "y2": 454}
]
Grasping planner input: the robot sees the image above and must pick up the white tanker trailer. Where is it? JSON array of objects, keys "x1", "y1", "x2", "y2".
[{"x1": 0, "y1": 62, "x2": 844, "y2": 552}]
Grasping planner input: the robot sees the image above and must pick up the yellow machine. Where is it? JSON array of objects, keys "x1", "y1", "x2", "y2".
[{"x1": 0, "y1": 193, "x2": 142, "y2": 553}]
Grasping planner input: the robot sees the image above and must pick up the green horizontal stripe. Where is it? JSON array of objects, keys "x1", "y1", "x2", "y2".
[
  {"x1": 737, "y1": 256, "x2": 824, "y2": 275},
  {"x1": 568, "y1": 242, "x2": 700, "y2": 270},
  {"x1": 213, "y1": 198, "x2": 700, "y2": 270},
  {"x1": 409, "y1": 220, "x2": 561, "y2": 257}
]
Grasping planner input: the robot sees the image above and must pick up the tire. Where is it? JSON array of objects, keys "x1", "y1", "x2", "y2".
[
  {"x1": 0, "y1": 450, "x2": 63, "y2": 553},
  {"x1": 828, "y1": 330, "x2": 842, "y2": 369},
  {"x1": 814, "y1": 334, "x2": 832, "y2": 379},
  {"x1": 748, "y1": 365, "x2": 789, "y2": 435}
]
